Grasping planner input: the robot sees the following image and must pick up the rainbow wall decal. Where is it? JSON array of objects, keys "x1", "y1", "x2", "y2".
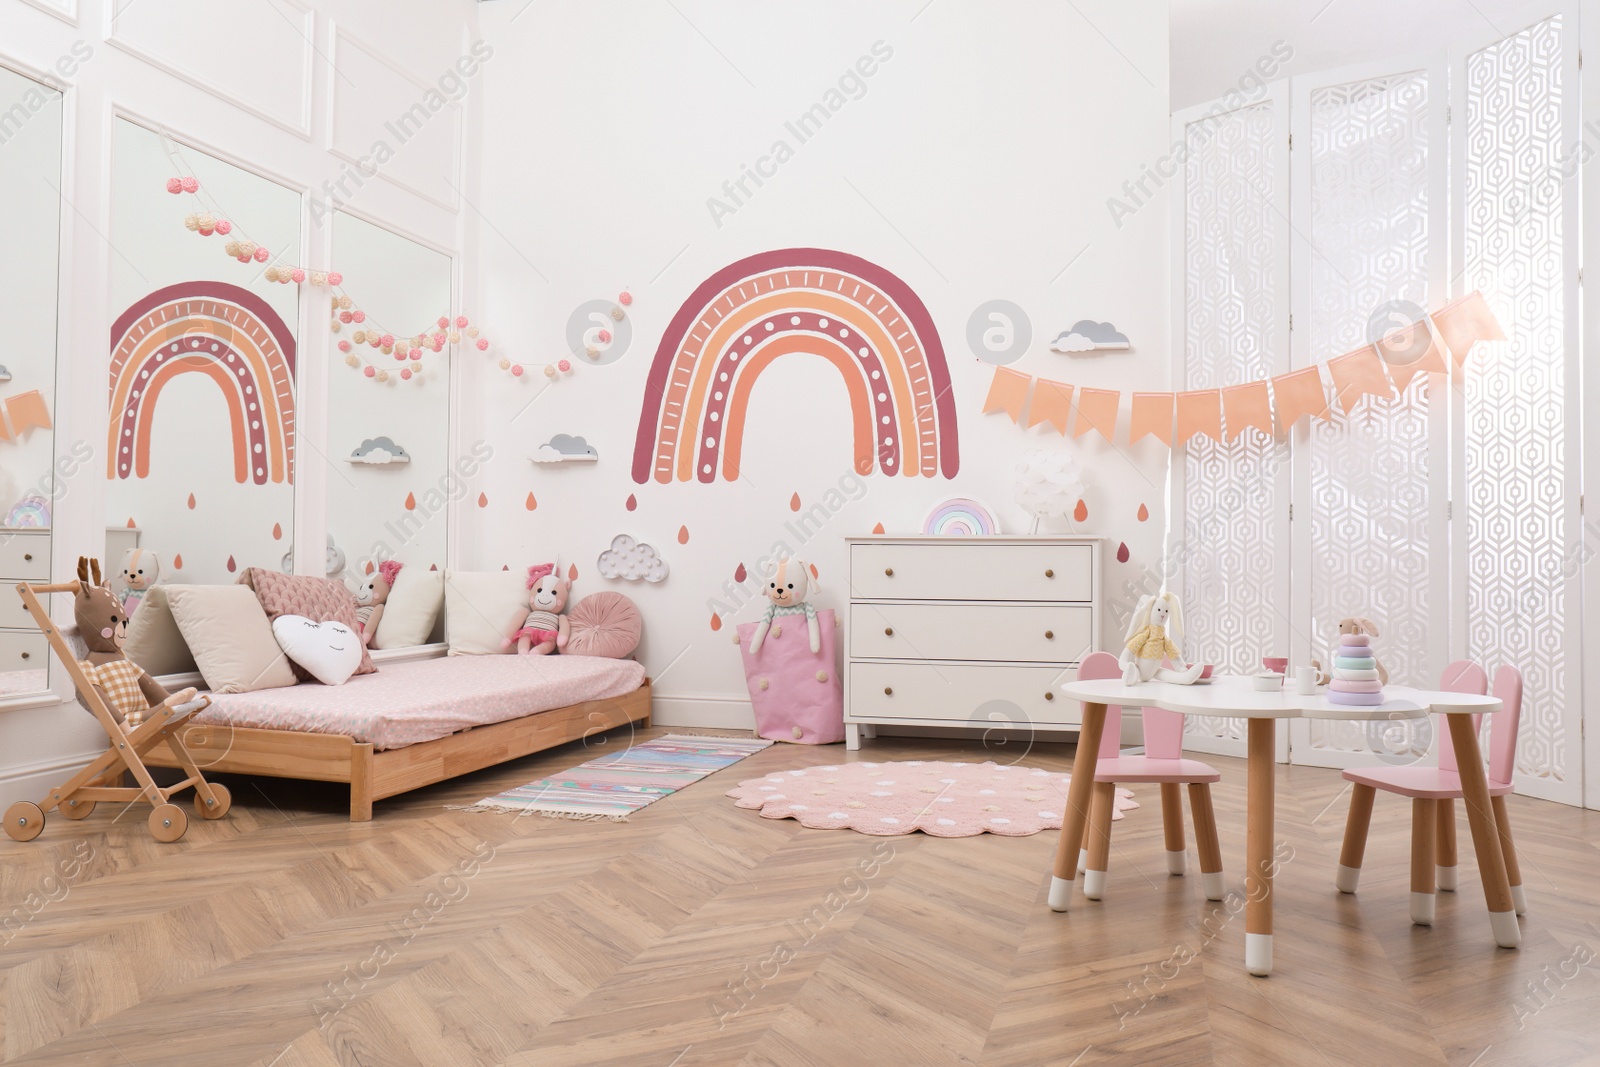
[
  {"x1": 922, "y1": 497, "x2": 999, "y2": 536},
  {"x1": 632, "y1": 249, "x2": 958, "y2": 484},
  {"x1": 109, "y1": 281, "x2": 297, "y2": 485}
]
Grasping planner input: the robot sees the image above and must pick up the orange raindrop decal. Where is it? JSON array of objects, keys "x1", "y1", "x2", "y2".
[
  {"x1": 172, "y1": 553, "x2": 183, "y2": 569},
  {"x1": 272, "y1": 522, "x2": 283, "y2": 540},
  {"x1": 187, "y1": 493, "x2": 196, "y2": 510},
  {"x1": 789, "y1": 492, "x2": 801, "y2": 512},
  {"x1": 478, "y1": 492, "x2": 488, "y2": 508},
  {"x1": 430, "y1": 563, "x2": 438, "y2": 571},
  {"x1": 734, "y1": 563, "x2": 747, "y2": 583},
  {"x1": 404, "y1": 492, "x2": 417, "y2": 510},
  {"x1": 872, "y1": 522, "x2": 885, "y2": 534},
  {"x1": 1074, "y1": 499, "x2": 1088, "y2": 523},
  {"x1": 1117, "y1": 542, "x2": 1130, "y2": 563},
  {"x1": 525, "y1": 492, "x2": 538, "y2": 511},
  {"x1": 678, "y1": 525, "x2": 690, "y2": 544},
  {"x1": 126, "y1": 517, "x2": 137, "y2": 528},
  {"x1": 709, "y1": 613, "x2": 722, "y2": 632},
  {"x1": 626, "y1": 493, "x2": 638, "y2": 511},
  {"x1": 568, "y1": 563, "x2": 578, "y2": 581},
  {"x1": 1137, "y1": 503, "x2": 1149, "y2": 522}
]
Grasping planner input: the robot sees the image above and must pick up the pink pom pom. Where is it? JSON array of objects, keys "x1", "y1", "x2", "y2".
[
  {"x1": 352, "y1": 310, "x2": 365, "y2": 323},
  {"x1": 339, "y1": 311, "x2": 353, "y2": 323},
  {"x1": 253, "y1": 248, "x2": 270, "y2": 263},
  {"x1": 619, "y1": 290, "x2": 633, "y2": 306},
  {"x1": 369, "y1": 337, "x2": 381, "y2": 348},
  {"x1": 511, "y1": 364, "x2": 524, "y2": 377},
  {"x1": 363, "y1": 366, "x2": 376, "y2": 378},
  {"x1": 437, "y1": 316, "x2": 449, "y2": 328},
  {"x1": 408, "y1": 347, "x2": 421, "y2": 360},
  {"x1": 400, "y1": 369, "x2": 412, "y2": 381},
  {"x1": 197, "y1": 225, "x2": 215, "y2": 236},
  {"x1": 338, "y1": 340, "x2": 351, "y2": 352},
  {"x1": 380, "y1": 333, "x2": 394, "y2": 346},
  {"x1": 475, "y1": 338, "x2": 489, "y2": 351},
  {"x1": 215, "y1": 220, "x2": 232, "y2": 235},
  {"x1": 598, "y1": 329, "x2": 613, "y2": 344},
  {"x1": 558, "y1": 359, "x2": 571, "y2": 372},
  {"x1": 290, "y1": 268, "x2": 305, "y2": 283},
  {"x1": 394, "y1": 351, "x2": 406, "y2": 361},
  {"x1": 237, "y1": 255, "x2": 251, "y2": 263},
  {"x1": 327, "y1": 271, "x2": 343, "y2": 286},
  {"x1": 165, "y1": 177, "x2": 183, "y2": 194},
  {"x1": 455, "y1": 315, "x2": 469, "y2": 328},
  {"x1": 181, "y1": 176, "x2": 199, "y2": 193}
]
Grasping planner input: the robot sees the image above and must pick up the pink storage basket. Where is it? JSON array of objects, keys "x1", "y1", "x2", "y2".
[{"x1": 736, "y1": 608, "x2": 844, "y2": 745}]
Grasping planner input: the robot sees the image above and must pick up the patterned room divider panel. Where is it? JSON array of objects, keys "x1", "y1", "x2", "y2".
[
  {"x1": 1171, "y1": 90, "x2": 1292, "y2": 759},
  {"x1": 1453, "y1": 9, "x2": 1582, "y2": 805}
]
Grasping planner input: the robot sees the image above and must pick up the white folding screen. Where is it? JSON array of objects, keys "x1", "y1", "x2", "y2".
[{"x1": 1171, "y1": 88, "x2": 1291, "y2": 760}]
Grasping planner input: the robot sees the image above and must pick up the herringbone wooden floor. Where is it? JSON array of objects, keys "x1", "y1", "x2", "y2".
[{"x1": 2, "y1": 725, "x2": 1597, "y2": 1066}]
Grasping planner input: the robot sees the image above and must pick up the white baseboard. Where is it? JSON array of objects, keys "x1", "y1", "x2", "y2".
[
  {"x1": 0, "y1": 750, "x2": 103, "y2": 809},
  {"x1": 651, "y1": 692, "x2": 755, "y2": 731}
]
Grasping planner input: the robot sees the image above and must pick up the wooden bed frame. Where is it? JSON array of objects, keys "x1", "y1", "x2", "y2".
[{"x1": 141, "y1": 678, "x2": 652, "y2": 820}]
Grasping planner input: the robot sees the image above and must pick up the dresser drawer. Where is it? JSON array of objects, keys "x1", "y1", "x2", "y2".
[
  {"x1": 850, "y1": 602, "x2": 1092, "y2": 663},
  {"x1": 0, "y1": 531, "x2": 50, "y2": 581},
  {"x1": 0, "y1": 630, "x2": 49, "y2": 672},
  {"x1": 850, "y1": 542, "x2": 1091, "y2": 602},
  {"x1": 849, "y1": 661, "x2": 1079, "y2": 725},
  {"x1": 0, "y1": 582, "x2": 42, "y2": 630}
]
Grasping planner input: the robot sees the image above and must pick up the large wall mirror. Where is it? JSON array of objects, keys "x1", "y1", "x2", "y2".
[
  {"x1": 328, "y1": 210, "x2": 451, "y2": 587},
  {"x1": 0, "y1": 65, "x2": 64, "y2": 696},
  {"x1": 107, "y1": 118, "x2": 301, "y2": 589}
]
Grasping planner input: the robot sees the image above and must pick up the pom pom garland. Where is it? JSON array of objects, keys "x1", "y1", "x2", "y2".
[
  {"x1": 180, "y1": 176, "x2": 199, "y2": 193},
  {"x1": 215, "y1": 219, "x2": 232, "y2": 235},
  {"x1": 166, "y1": 177, "x2": 184, "y2": 194}
]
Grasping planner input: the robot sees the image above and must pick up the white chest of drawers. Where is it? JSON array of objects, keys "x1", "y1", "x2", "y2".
[{"x1": 843, "y1": 535, "x2": 1102, "y2": 750}]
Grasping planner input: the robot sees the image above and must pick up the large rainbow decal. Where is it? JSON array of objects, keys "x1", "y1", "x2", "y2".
[
  {"x1": 109, "y1": 281, "x2": 297, "y2": 485},
  {"x1": 632, "y1": 248, "x2": 959, "y2": 484}
]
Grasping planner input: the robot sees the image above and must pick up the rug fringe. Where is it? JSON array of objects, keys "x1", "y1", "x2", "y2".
[{"x1": 449, "y1": 802, "x2": 629, "y2": 821}]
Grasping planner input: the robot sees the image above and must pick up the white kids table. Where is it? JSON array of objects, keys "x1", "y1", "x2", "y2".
[{"x1": 1048, "y1": 675, "x2": 1511, "y2": 976}]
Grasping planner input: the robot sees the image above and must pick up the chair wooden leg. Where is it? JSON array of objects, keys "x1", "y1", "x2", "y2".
[
  {"x1": 1491, "y1": 795, "x2": 1526, "y2": 916},
  {"x1": 1083, "y1": 781, "x2": 1116, "y2": 900},
  {"x1": 1337, "y1": 783, "x2": 1376, "y2": 893},
  {"x1": 1436, "y1": 798, "x2": 1458, "y2": 891},
  {"x1": 1410, "y1": 798, "x2": 1437, "y2": 926},
  {"x1": 1187, "y1": 782, "x2": 1224, "y2": 901},
  {"x1": 1160, "y1": 782, "x2": 1187, "y2": 876}
]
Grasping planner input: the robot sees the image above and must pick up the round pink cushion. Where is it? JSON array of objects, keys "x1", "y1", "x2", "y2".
[{"x1": 564, "y1": 591, "x2": 642, "y2": 658}]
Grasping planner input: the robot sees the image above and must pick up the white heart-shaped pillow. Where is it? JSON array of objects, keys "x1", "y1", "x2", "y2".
[{"x1": 271, "y1": 615, "x2": 362, "y2": 686}]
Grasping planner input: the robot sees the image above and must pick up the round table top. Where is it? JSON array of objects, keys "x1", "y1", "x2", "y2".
[{"x1": 1058, "y1": 675, "x2": 1503, "y2": 721}]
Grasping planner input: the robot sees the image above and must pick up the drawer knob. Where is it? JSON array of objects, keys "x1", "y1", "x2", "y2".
[
  {"x1": 1045, "y1": 692, "x2": 1055, "y2": 701},
  {"x1": 884, "y1": 627, "x2": 893, "y2": 636},
  {"x1": 1045, "y1": 630, "x2": 1055, "y2": 640},
  {"x1": 19, "y1": 652, "x2": 28, "y2": 660},
  {"x1": 883, "y1": 686, "x2": 893, "y2": 696},
  {"x1": 884, "y1": 567, "x2": 894, "y2": 577},
  {"x1": 1045, "y1": 568, "x2": 1054, "y2": 578},
  {"x1": 23, "y1": 553, "x2": 32, "y2": 562}
]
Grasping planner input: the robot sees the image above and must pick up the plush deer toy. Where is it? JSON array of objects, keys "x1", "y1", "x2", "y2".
[
  {"x1": 73, "y1": 556, "x2": 195, "y2": 727},
  {"x1": 1118, "y1": 591, "x2": 1203, "y2": 685},
  {"x1": 749, "y1": 558, "x2": 821, "y2": 655}
]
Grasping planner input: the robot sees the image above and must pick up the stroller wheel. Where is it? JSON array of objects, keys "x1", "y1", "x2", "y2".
[
  {"x1": 5, "y1": 801, "x2": 45, "y2": 841},
  {"x1": 60, "y1": 798, "x2": 96, "y2": 820},
  {"x1": 148, "y1": 803, "x2": 188, "y2": 842},
  {"x1": 195, "y1": 783, "x2": 231, "y2": 819}
]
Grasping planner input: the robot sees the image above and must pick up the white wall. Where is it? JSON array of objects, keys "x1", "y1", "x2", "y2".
[{"x1": 470, "y1": 0, "x2": 1173, "y2": 725}]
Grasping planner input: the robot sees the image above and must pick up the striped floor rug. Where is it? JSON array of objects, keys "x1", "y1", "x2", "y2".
[{"x1": 459, "y1": 734, "x2": 773, "y2": 820}]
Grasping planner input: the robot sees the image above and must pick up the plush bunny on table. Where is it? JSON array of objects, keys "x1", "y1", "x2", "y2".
[
  {"x1": 749, "y1": 557, "x2": 821, "y2": 655},
  {"x1": 112, "y1": 548, "x2": 162, "y2": 618},
  {"x1": 1119, "y1": 591, "x2": 1203, "y2": 685},
  {"x1": 507, "y1": 563, "x2": 571, "y2": 655},
  {"x1": 353, "y1": 559, "x2": 402, "y2": 648},
  {"x1": 73, "y1": 556, "x2": 196, "y2": 727}
]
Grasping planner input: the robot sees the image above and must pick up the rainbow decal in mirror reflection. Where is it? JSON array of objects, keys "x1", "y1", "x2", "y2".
[
  {"x1": 632, "y1": 248, "x2": 958, "y2": 484},
  {"x1": 109, "y1": 281, "x2": 297, "y2": 485}
]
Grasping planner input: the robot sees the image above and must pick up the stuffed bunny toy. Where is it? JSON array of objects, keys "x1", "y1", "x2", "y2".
[
  {"x1": 749, "y1": 557, "x2": 821, "y2": 655},
  {"x1": 112, "y1": 548, "x2": 162, "y2": 618},
  {"x1": 1118, "y1": 591, "x2": 1203, "y2": 685},
  {"x1": 1310, "y1": 616, "x2": 1388, "y2": 686},
  {"x1": 73, "y1": 556, "x2": 196, "y2": 727},
  {"x1": 508, "y1": 563, "x2": 571, "y2": 655},
  {"x1": 353, "y1": 559, "x2": 402, "y2": 648}
]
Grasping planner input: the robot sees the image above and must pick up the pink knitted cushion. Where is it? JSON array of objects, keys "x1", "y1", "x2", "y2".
[
  {"x1": 240, "y1": 568, "x2": 376, "y2": 679},
  {"x1": 564, "y1": 592, "x2": 642, "y2": 659}
]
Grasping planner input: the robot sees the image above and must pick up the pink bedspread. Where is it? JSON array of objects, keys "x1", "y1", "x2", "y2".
[{"x1": 193, "y1": 654, "x2": 646, "y2": 750}]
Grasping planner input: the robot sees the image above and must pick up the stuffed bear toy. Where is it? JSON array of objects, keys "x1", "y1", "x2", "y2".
[
  {"x1": 749, "y1": 557, "x2": 822, "y2": 655},
  {"x1": 73, "y1": 556, "x2": 196, "y2": 727},
  {"x1": 507, "y1": 563, "x2": 571, "y2": 655},
  {"x1": 353, "y1": 559, "x2": 402, "y2": 648},
  {"x1": 1119, "y1": 591, "x2": 1203, "y2": 685},
  {"x1": 112, "y1": 548, "x2": 162, "y2": 618}
]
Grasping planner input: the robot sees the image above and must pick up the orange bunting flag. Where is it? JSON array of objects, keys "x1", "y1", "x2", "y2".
[
  {"x1": 1326, "y1": 346, "x2": 1394, "y2": 413},
  {"x1": 1026, "y1": 379, "x2": 1073, "y2": 434},
  {"x1": 1129, "y1": 392, "x2": 1175, "y2": 445},
  {"x1": 1272, "y1": 367, "x2": 1331, "y2": 430},
  {"x1": 1221, "y1": 381, "x2": 1273, "y2": 441},
  {"x1": 1174, "y1": 390, "x2": 1222, "y2": 444},
  {"x1": 1072, "y1": 387, "x2": 1120, "y2": 442},
  {"x1": 3, "y1": 390, "x2": 52, "y2": 438},
  {"x1": 983, "y1": 366, "x2": 1031, "y2": 421},
  {"x1": 1430, "y1": 290, "x2": 1506, "y2": 365},
  {"x1": 1375, "y1": 318, "x2": 1449, "y2": 391}
]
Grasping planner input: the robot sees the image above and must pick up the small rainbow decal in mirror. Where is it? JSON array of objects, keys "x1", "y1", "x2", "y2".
[{"x1": 922, "y1": 497, "x2": 999, "y2": 536}]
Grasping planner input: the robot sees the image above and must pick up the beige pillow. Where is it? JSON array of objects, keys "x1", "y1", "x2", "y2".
[
  {"x1": 123, "y1": 586, "x2": 199, "y2": 677},
  {"x1": 373, "y1": 565, "x2": 445, "y2": 649},
  {"x1": 164, "y1": 584, "x2": 298, "y2": 693},
  {"x1": 443, "y1": 569, "x2": 528, "y2": 655}
]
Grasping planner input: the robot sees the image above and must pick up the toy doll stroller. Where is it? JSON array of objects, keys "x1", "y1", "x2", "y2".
[{"x1": 2, "y1": 578, "x2": 231, "y2": 843}]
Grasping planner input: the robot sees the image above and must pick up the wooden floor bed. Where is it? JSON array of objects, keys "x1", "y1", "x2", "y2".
[{"x1": 142, "y1": 678, "x2": 652, "y2": 820}]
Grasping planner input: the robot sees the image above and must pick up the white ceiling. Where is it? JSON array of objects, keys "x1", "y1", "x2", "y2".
[{"x1": 1170, "y1": 0, "x2": 1550, "y2": 108}]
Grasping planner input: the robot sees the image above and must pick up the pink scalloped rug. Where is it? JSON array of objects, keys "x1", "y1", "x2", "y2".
[{"x1": 727, "y1": 760, "x2": 1138, "y2": 837}]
